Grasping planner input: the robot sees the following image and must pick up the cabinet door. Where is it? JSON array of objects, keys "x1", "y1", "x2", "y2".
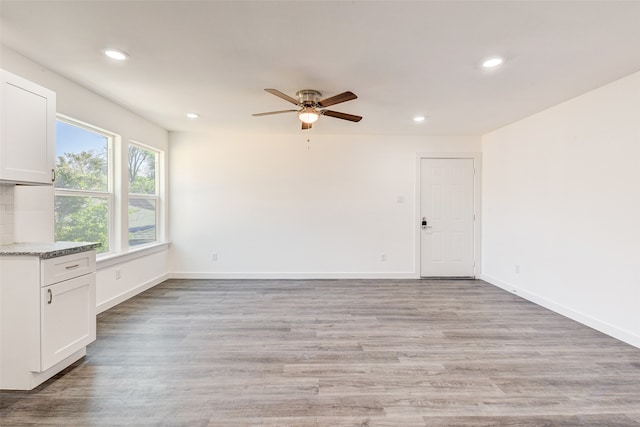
[
  {"x1": 40, "y1": 273, "x2": 96, "y2": 371},
  {"x1": 0, "y1": 70, "x2": 56, "y2": 185}
]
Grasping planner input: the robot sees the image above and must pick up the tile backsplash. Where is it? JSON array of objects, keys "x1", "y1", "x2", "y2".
[{"x1": 0, "y1": 185, "x2": 15, "y2": 244}]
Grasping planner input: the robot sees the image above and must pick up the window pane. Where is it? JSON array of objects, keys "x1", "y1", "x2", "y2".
[
  {"x1": 55, "y1": 195, "x2": 109, "y2": 253},
  {"x1": 55, "y1": 121, "x2": 109, "y2": 191},
  {"x1": 128, "y1": 145, "x2": 156, "y2": 195},
  {"x1": 128, "y1": 198, "x2": 156, "y2": 246}
]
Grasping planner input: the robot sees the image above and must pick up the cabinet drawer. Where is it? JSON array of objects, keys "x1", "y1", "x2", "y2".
[
  {"x1": 41, "y1": 251, "x2": 96, "y2": 286},
  {"x1": 40, "y1": 273, "x2": 96, "y2": 371}
]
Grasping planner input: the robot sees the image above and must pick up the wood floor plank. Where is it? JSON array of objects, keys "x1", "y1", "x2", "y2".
[
  {"x1": 422, "y1": 414, "x2": 640, "y2": 426},
  {"x1": 1, "y1": 278, "x2": 639, "y2": 426}
]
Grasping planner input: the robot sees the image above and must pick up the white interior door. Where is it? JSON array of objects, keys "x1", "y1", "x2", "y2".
[{"x1": 420, "y1": 158, "x2": 475, "y2": 277}]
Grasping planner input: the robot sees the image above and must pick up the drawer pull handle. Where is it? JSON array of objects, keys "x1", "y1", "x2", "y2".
[
  {"x1": 47, "y1": 289, "x2": 53, "y2": 304},
  {"x1": 65, "y1": 264, "x2": 80, "y2": 270}
]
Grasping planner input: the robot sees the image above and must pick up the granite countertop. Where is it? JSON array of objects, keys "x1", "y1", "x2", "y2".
[{"x1": 0, "y1": 241, "x2": 101, "y2": 259}]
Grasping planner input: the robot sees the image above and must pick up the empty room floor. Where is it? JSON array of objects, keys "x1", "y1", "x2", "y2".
[{"x1": 1, "y1": 279, "x2": 639, "y2": 426}]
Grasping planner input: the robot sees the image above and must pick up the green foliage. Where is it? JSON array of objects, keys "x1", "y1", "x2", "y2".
[
  {"x1": 55, "y1": 148, "x2": 109, "y2": 252},
  {"x1": 56, "y1": 149, "x2": 108, "y2": 191},
  {"x1": 55, "y1": 196, "x2": 109, "y2": 252}
]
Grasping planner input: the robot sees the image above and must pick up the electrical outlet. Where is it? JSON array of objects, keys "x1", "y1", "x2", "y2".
[
  {"x1": 515, "y1": 265, "x2": 521, "y2": 274},
  {"x1": 211, "y1": 252, "x2": 218, "y2": 261},
  {"x1": 115, "y1": 269, "x2": 121, "y2": 280},
  {"x1": 380, "y1": 253, "x2": 387, "y2": 262}
]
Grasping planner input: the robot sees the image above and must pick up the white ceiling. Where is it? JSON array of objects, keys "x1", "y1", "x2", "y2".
[{"x1": 2, "y1": 1, "x2": 640, "y2": 136}]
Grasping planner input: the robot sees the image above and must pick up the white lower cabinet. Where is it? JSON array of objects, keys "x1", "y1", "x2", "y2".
[
  {"x1": 0, "y1": 250, "x2": 96, "y2": 390},
  {"x1": 41, "y1": 273, "x2": 96, "y2": 371}
]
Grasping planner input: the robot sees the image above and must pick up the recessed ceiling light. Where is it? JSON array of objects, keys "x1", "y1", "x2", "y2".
[
  {"x1": 413, "y1": 116, "x2": 426, "y2": 122},
  {"x1": 186, "y1": 113, "x2": 200, "y2": 119},
  {"x1": 104, "y1": 48, "x2": 129, "y2": 61},
  {"x1": 482, "y1": 57, "x2": 503, "y2": 68}
]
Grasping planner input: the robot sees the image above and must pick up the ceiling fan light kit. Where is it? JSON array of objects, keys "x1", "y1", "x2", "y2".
[
  {"x1": 298, "y1": 107, "x2": 319, "y2": 124},
  {"x1": 253, "y1": 88, "x2": 362, "y2": 130}
]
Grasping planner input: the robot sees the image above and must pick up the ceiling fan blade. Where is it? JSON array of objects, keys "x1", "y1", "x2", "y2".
[
  {"x1": 252, "y1": 109, "x2": 298, "y2": 117},
  {"x1": 264, "y1": 88, "x2": 300, "y2": 105},
  {"x1": 302, "y1": 122, "x2": 312, "y2": 130},
  {"x1": 317, "y1": 91, "x2": 357, "y2": 107},
  {"x1": 322, "y1": 110, "x2": 363, "y2": 122}
]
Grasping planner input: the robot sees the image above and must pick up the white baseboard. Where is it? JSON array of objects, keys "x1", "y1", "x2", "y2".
[
  {"x1": 96, "y1": 272, "x2": 171, "y2": 314},
  {"x1": 169, "y1": 271, "x2": 419, "y2": 280},
  {"x1": 481, "y1": 274, "x2": 640, "y2": 349}
]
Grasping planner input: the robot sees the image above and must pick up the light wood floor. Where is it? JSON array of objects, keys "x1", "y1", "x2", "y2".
[{"x1": 2, "y1": 279, "x2": 640, "y2": 426}]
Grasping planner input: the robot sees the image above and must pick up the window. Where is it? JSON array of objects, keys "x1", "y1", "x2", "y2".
[
  {"x1": 128, "y1": 143, "x2": 159, "y2": 247},
  {"x1": 54, "y1": 116, "x2": 164, "y2": 256},
  {"x1": 55, "y1": 119, "x2": 112, "y2": 253}
]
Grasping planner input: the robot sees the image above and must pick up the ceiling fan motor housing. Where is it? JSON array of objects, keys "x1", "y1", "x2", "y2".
[{"x1": 296, "y1": 89, "x2": 322, "y2": 106}]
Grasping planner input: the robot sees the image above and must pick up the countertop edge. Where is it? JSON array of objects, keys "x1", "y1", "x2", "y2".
[{"x1": 0, "y1": 242, "x2": 101, "y2": 259}]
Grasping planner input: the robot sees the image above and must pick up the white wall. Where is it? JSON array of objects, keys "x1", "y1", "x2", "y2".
[
  {"x1": 1, "y1": 46, "x2": 171, "y2": 310},
  {"x1": 96, "y1": 246, "x2": 169, "y2": 313},
  {"x1": 169, "y1": 132, "x2": 480, "y2": 278},
  {"x1": 482, "y1": 71, "x2": 640, "y2": 347},
  {"x1": 0, "y1": 185, "x2": 14, "y2": 244}
]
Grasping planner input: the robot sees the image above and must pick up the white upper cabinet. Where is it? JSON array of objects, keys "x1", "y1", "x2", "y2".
[{"x1": 0, "y1": 69, "x2": 56, "y2": 185}]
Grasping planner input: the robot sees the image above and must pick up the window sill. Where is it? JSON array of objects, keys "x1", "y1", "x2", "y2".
[{"x1": 96, "y1": 241, "x2": 171, "y2": 269}]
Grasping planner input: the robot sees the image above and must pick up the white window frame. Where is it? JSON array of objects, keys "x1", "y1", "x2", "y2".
[
  {"x1": 54, "y1": 115, "x2": 115, "y2": 255},
  {"x1": 127, "y1": 140, "x2": 161, "y2": 249}
]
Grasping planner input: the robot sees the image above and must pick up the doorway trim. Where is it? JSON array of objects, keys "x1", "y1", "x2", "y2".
[{"x1": 415, "y1": 152, "x2": 482, "y2": 278}]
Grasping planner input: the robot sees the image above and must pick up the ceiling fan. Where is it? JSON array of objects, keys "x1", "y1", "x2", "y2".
[{"x1": 252, "y1": 88, "x2": 362, "y2": 130}]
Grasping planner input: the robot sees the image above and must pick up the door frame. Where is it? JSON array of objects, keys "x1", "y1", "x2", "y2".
[{"x1": 414, "y1": 153, "x2": 482, "y2": 278}]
